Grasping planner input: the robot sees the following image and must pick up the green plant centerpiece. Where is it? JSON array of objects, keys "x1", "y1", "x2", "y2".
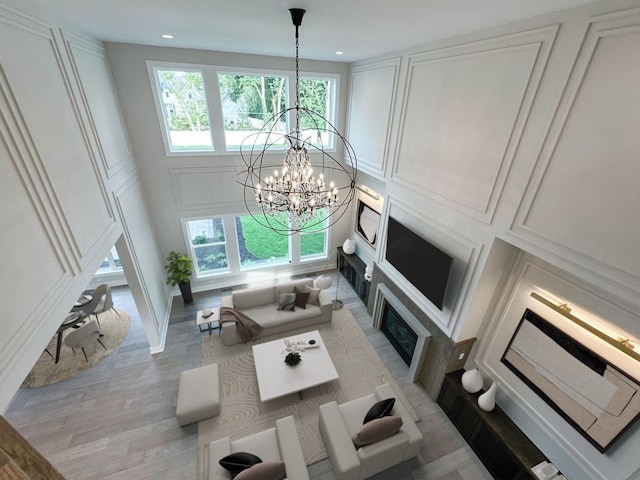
[
  {"x1": 165, "y1": 251, "x2": 194, "y2": 303},
  {"x1": 284, "y1": 351, "x2": 302, "y2": 366},
  {"x1": 283, "y1": 338, "x2": 305, "y2": 367}
]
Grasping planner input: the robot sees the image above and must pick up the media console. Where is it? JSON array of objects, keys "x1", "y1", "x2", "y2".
[
  {"x1": 438, "y1": 370, "x2": 547, "y2": 479},
  {"x1": 337, "y1": 247, "x2": 369, "y2": 305}
]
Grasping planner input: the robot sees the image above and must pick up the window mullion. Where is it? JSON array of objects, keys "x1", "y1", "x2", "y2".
[{"x1": 203, "y1": 68, "x2": 226, "y2": 151}]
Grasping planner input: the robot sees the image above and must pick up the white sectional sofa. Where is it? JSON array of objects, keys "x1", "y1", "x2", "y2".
[{"x1": 220, "y1": 278, "x2": 332, "y2": 346}]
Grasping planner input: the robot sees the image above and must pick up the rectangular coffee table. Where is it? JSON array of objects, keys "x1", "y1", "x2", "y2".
[{"x1": 252, "y1": 330, "x2": 339, "y2": 402}]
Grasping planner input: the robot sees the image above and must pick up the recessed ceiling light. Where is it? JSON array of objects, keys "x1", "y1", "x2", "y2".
[
  {"x1": 335, "y1": 51, "x2": 343, "y2": 55},
  {"x1": 162, "y1": 34, "x2": 174, "y2": 39}
]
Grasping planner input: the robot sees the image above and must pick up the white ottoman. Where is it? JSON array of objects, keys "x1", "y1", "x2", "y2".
[{"x1": 176, "y1": 363, "x2": 221, "y2": 426}]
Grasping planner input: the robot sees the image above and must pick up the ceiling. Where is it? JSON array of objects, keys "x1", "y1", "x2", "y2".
[{"x1": 4, "y1": 0, "x2": 598, "y2": 62}]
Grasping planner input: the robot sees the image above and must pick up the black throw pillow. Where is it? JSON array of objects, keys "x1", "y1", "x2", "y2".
[
  {"x1": 363, "y1": 397, "x2": 396, "y2": 424},
  {"x1": 294, "y1": 287, "x2": 310, "y2": 309},
  {"x1": 219, "y1": 452, "x2": 262, "y2": 472}
]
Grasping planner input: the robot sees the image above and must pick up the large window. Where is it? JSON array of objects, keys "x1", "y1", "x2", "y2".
[
  {"x1": 235, "y1": 214, "x2": 290, "y2": 270},
  {"x1": 300, "y1": 209, "x2": 328, "y2": 260},
  {"x1": 299, "y1": 77, "x2": 335, "y2": 149},
  {"x1": 149, "y1": 62, "x2": 338, "y2": 155},
  {"x1": 154, "y1": 68, "x2": 213, "y2": 153},
  {"x1": 186, "y1": 218, "x2": 228, "y2": 276},
  {"x1": 218, "y1": 73, "x2": 287, "y2": 149},
  {"x1": 95, "y1": 246, "x2": 122, "y2": 275}
]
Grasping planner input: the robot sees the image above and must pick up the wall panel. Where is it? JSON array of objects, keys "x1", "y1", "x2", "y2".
[
  {"x1": 347, "y1": 58, "x2": 400, "y2": 177},
  {"x1": 0, "y1": 13, "x2": 113, "y2": 269},
  {"x1": 170, "y1": 166, "x2": 241, "y2": 211},
  {"x1": 393, "y1": 26, "x2": 557, "y2": 223},
  {"x1": 62, "y1": 32, "x2": 133, "y2": 177},
  {"x1": 513, "y1": 9, "x2": 640, "y2": 293}
]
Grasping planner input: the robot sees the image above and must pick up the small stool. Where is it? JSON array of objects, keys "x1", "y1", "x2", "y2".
[
  {"x1": 176, "y1": 363, "x2": 221, "y2": 426},
  {"x1": 196, "y1": 308, "x2": 220, "y2": 335}
]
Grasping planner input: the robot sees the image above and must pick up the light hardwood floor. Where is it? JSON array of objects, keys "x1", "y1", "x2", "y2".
[{"x1": 5, "y1": 273, "x2": 491, "y2": 479}]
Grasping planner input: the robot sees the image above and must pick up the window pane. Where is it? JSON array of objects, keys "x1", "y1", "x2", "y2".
[
  {"x1": 218, "y1": 73, "x2": 287, "y2": 149},
  {"x1": 299, "y1": 78, "x2": 334, "y2": 148},
  {"x1": 300, "y1": 208, "x2": 327, "y2": 258},
  {"x1": 110, "y1": 246, "x2": 121, "y2": 268},
  {"x1": 188, "y1": 218, "x2": 225, "y2": 245},
  {"x1": 235, "y1": 214, "x2": 289, "y2": 268},
  {"x1": 301, "y1": 231, "x2": 326, "y2": 257},
  {"x1": 194, "y1": 245, "x2": 228, "y2": 273},
  {"x1": 186, "y1": 218, "x2": 228, "y2": 276},
  {"x1": 157, "y1": 69, "x2": 213, "y2": 152}
]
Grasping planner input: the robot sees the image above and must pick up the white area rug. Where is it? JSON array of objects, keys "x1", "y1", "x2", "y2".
[{"x1": 198, "y1": 306, "x2": 419, "y2": 479}]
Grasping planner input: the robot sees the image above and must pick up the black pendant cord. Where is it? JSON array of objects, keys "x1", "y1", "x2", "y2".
[
  {"x1": 289, "y1": 8, "x2": 305, "y2": 149},
  {"x1": 295, "y1": 22, "x2": 300, "y2": 148}
]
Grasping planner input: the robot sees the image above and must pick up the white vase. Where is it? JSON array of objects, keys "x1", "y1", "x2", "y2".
[
  {"x1": 461, "y1": 368, "x2": 483, "y2": 394},
  {"x1": 478, "y1": 381, "x2": 498, "y2": 412},
  {"x1": 342, "y1": 238, "x2": 355, "y2": 254}
]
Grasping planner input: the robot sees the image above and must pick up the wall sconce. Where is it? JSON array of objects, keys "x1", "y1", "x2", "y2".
[
  {"x1": 356, "y1": 184, "x2": 381, "y2": 201},
  {"x1": 530, "y1": 292, "x2": 639, "y2": 362}
]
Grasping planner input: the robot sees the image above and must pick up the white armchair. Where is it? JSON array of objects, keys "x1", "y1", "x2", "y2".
[
  {"x1": 208, "y1": 415, "x2": 309, "y2": 480},
  {"x1": 319, "y1": 383, "x2": 423, "y2": 480}
]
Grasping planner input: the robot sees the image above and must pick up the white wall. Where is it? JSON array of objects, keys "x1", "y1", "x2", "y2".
[
  {"x1": 347, "y1": 0, "x2": 640, "y2": 478},
  {"x1": 0, "y1": 3, "x2": 169, "y2": 412},
  {"x1": 104, "y1": 43, "x2": 353, "y2": 291}
]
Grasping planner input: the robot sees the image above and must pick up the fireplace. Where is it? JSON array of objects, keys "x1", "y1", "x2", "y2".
[
  {"x1": 381, "y1": 302, "x2": 417, "y2": 366},
  {"x1": 373, "y1": 283, "x2": 431, "y2": 381}
]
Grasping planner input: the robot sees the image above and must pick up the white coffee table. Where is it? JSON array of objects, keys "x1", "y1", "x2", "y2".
[{"x1": 252, "y1": 330, "x2": 339, "y2": 402}]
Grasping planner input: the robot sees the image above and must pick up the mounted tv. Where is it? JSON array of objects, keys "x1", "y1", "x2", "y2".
[{"x1": 385, "y1": 216, "x2": 453, "y2": 310}]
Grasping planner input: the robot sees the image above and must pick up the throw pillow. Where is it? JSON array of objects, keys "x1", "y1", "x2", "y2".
[
  {"x1": 294, "y1": 287, "x2": 310, "y2": 309},
  {"x1": 234, "y1": 461, "x2": 285, "y2": 480},
  {"x1": 352, "y1": 415, "x2": 403, "y2": 448},
  {"x1": 219, "y1": 452, "x2": 262, "y2": 472},
  {"x1": 363, "y1": 397, "x2": 395, "y2": 424},
  {"x1": 303, "y1": 285, "x2": 320, "y2": 305},
  {"x1": 277, "y1": 292, "x2": 296, "y2": 311}
]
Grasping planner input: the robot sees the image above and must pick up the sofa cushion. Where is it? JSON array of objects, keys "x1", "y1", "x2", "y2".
[
  {"x1": 352, "y1": 416, "x2": 403, "y2": 448},
  {"x1": 234, "y1": 286, "x2": 275, "y2": 310},
  {"x1": 277, "y1": 293, "x2": 296, "y2": 311},
  {"x1": 234, "y1": 461, "x2": 285, "y2": 480},
  {"x1": 274, "y1": 279, "x2": 313, "y2": 298},
  {"x1": 302, "y1": 285, "x2": 320, "y2": 305},
  {"x1": 218, "y1": 452, "x2": 262, "y2": 472},
  {"x1": 294, "y1": 288, "x2": 310, "y2": 309},
  {"x1": 363, "y1": 398, "x2": 395, "y2": 424}
]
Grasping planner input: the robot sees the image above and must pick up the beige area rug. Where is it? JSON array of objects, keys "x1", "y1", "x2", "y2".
[
  {"x1": 21, "y1": 308, "x2": 131, "y2": 388},
  {"x1": 198, "y1": 307, "x2": 419, "y2": 479}
]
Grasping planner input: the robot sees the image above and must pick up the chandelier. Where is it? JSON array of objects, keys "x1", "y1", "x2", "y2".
[{"x1": 237, "y1": 8, "x2": 357, "y2": 235}]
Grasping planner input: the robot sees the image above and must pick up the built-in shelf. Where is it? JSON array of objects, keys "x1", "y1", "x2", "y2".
[
  {"x1": 337, "y1": 247, "x2": 369, "y2": 305},
  {"x1": 438, "y1": 370, "x2": 547, "y2": 480}
]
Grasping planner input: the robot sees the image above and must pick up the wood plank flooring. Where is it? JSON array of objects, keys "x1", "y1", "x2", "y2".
[{"x1": 5, "y1": 273, "x2": 491, "y2": 479}]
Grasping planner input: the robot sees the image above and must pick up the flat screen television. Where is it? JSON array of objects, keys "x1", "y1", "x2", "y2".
[{"x1": 385, "y1": 216, "x2": 453, "y2": 310}]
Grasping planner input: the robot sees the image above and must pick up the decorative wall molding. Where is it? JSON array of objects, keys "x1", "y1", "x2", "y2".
[
  {"x1": 170, "y1": 165, "x2": 242, "y2": 211},
  {"x1": 392, "y1": 25, "x2": 558, "y2": 224},
  {"x1": 113, "y1": 174, "x2": 166, "y2": 340},
  {"x1": 512, "y1": 8, "x2": 640, "y2": 297},
  {"x1": 61, "y1": 30, "x2": 134, "y2": 179},
  {"x1": 376, "y1": 195, "x2": 479, "y2": 335},
  {"x1": 347, "y1": 57, "x2": 401, "y2": 177}
]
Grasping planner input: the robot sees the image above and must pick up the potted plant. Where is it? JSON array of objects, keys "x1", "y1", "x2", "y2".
[{"x1": 165, "y1": 251, "x2": 194, "y2": 304}]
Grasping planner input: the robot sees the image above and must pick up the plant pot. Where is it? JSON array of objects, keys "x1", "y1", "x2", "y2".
[
  {"x1": 178, "y1": 281, "x2": 193, "y2": 304},
  {"x1": 284, "y1": 352, "x2": 302, "y2": 366}
]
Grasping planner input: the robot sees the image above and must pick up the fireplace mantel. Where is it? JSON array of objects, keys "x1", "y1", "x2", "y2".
[{"x1": 373, "y1": 283, "x2": 432, "y2": 382}]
